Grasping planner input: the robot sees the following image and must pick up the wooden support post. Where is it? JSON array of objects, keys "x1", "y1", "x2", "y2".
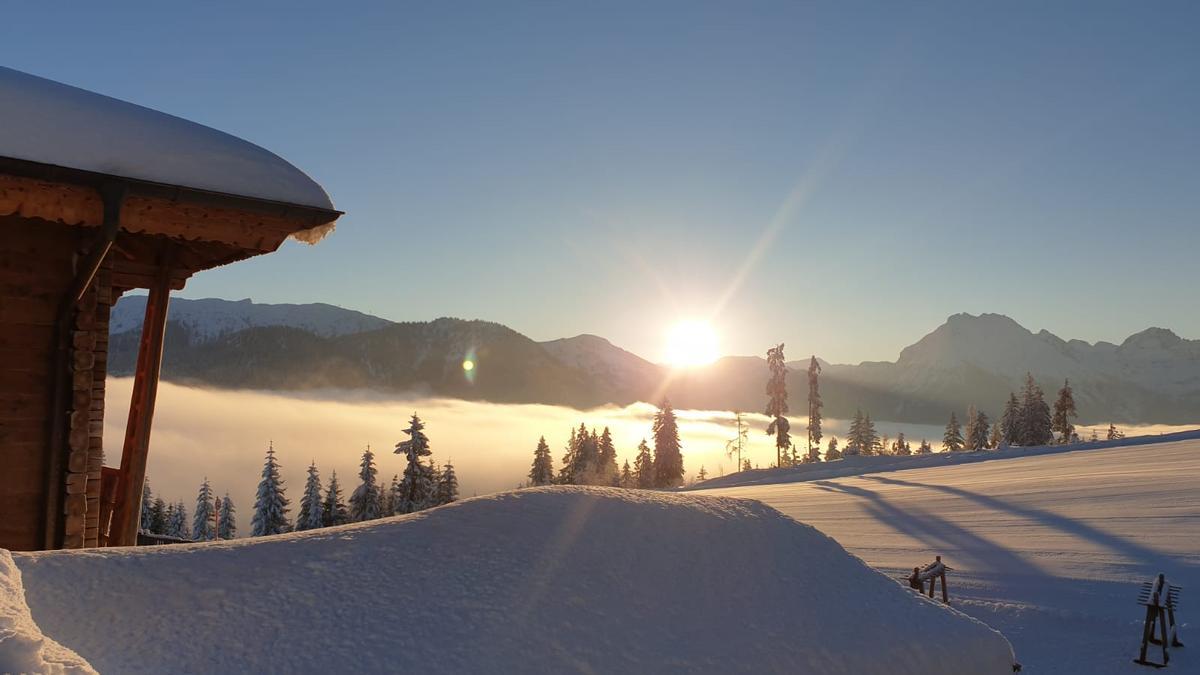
[
  {"x1": 108, "y1": 252, "x2": 172, "y2": 546},
  {"x1": 940, "y1": 571, "x2": 948, "y2": 603}
]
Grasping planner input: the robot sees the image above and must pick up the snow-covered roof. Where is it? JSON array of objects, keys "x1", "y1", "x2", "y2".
[{"x1": 0, "y1": 66, "x2": 334, "y2": 211}]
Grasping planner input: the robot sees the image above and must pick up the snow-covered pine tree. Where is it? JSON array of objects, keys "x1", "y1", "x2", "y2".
[
  {"x1": 529, "y1": 436, "x2": 555, "y2": 486},
  {"x1": 321, "y1": 470, "x2": 349, "y2": 526},
  {"x1": 296, "y1": 462, "x2": 325, "y2": 531},
  {"x1": 652, "y1": 400, "x2": 684, "y2": 488},
  {"x1": 742, "y1": 458, "x2": 752, "y2": 471},
  {"x1": 806, "y1": 356, "x2": 823, "y2": 463},
  {"x1": 421, "y1": 462, "x2": 440, "y2": 510},
  {"x1": 385, "y1": 474, "x2": 399, "y2": 515},
  {"x1": 149, "y1": 496, "x2": 168, "y2": 534},
  {"x1": 597, "y1": 427, "x2": 619, "y2": 486},
  {"x1": 192, "y1": 478, "x2": 217, "y2": 541},
  {"x1": 916, "y1": 439, "x2": 933, "y2": 455},
  {"x1": 1107, "y1": 423, "x2": 1124, "y2": 441},
  {"x1": 633, "y1": 439, "x2": 654, "y2": 488},
  {"x1": 169, "y1": 500, "x2": 191, "y2": 540},
  {"x1": 697, "y1": 465, "x2": 708, "y2": 482},
  {"x1": 1001, "y1": 392, "x2": 1021, "y2": 445},
  {"x1": 163, "y1": 501, "x2": 177, "y2": 536},
  {"x1": 943, "y1": 412, "x2": 964, "y2": 452},
  {"x1": 964, "y1": 405, "x2": 979, "y2": 451},
  {"x1": 764, "y1": 344, "x2": 791, "y2": 468},
  {"x1": 879, "y1": 435, "x2": 891, "y2": 457},
  {"x1": 251, "y1": 443, "x2": 291, "y2": 536},
  {"x1": 139, "y1": 478, "x2": 154, "y2": 533},
  {"x1": 1051, "y1": 379, "x2": 1078, "y2": 444},
  {"x1": 350, "y1": 445, "x2": 381, "y2": 521},
  {"x1": 574, "y1": 426, "x2": 601, "y2": 484},
  {"x1": 825, "y1": 436, "x2": 841, "y2": 460},
  {"x1": 436, "y1": 460, "x2": 459, "y2": 505},
  {"x1": 892, "y1": 432, "x2": 911, "y2": 456},
  {"x1": 1018, "y1": 373, "x2": 1053, "y2": 446},
  {"x1": 218, "y1": 493, "x2": 237, "y2": 539},
  {"x1": 395, "y1": 413, "x2": 433, "y2": 513},
  {"x1": 725, "y1": 412, "x2": 749, "y2": 470},
  {"x1": 973, "y1": 409, "x2": 991, "y2": 450},
  {"x1": 863, "y1": 414, "x2": 879, "y2": 456},
  {"x1": 558, "y1": 427, "x2": 578, "y2": 485},
  {"x1": 844, "y1": 409, "x2": 865, "y2": 456},
  {"x1": 620, "y1": 459, "x2": 633, "y2": 487},
  {"x1": 988, "y1": 420, "x2": 1003, "y2": 449}
]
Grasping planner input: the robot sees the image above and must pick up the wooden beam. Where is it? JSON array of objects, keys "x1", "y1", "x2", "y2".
[{"x1": 108, "y1": 250, "x2": 172, "y2": 546}]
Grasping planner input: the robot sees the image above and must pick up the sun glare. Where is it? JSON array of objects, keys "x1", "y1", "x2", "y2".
[{"x1": 664, "y1": 320, "x2": 720, "y2": 367}]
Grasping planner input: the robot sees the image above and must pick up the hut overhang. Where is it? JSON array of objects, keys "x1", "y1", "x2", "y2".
[{"x1": 0, "y1": 66, "x2": 341, "y2": 551}]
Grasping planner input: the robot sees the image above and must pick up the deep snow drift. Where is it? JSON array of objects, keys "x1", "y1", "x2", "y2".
[
  {"x1": 13, "y1": 488, "x2": 1013, "y2": 674},
  {"x1": 0, "y1": 552, "x2": 94, "y2": 674},
  {"x1": 699, "y1": 437, "x2": 1200, "y2": 674}
]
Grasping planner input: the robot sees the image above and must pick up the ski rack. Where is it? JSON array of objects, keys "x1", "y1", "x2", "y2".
[{"x1": 1134, "y1": 573, "x2": 1183, "y2": 668}]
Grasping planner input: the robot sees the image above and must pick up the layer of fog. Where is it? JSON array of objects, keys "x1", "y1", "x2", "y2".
[{"x1": 104, "y1": 378, "x2": 1193, "y2": 526}]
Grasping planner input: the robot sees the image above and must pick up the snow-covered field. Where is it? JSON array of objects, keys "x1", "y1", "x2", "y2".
[
  {"x1": 7, "y1": 488, "x2": 1013, "y2": 674},
  {"x1": 698, "y1": 436, "x2": 1200, "y2": 674}
]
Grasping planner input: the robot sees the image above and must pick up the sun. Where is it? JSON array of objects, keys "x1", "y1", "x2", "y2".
[{"x1": 664, "y1": 320, "x2": 720, "y2": 367}]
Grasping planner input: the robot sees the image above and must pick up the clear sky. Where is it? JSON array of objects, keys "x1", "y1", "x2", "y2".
[{"x1": 4, "y1": 2, "x2": 1198, "y2": 364}]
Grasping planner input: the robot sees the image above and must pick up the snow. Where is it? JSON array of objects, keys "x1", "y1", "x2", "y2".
[
  {"x1": 12, "y1": 488, "x2": 1014, "y2": 674},
  {"x1": 0, "y1": 66, "x2": 333, "y2": 210},
  {"x1": 697, "y1": 436, "x2": 1200, "y2": 674},
  {"x1": 689, "y1": 429, "x2": 1200, "y2": 490},
  {"x1": 109, "y1": 296, "x2": 392, "y2": 343},
  {"x1": 0, "y1": 551, "x2": 95, "y2": 674}
]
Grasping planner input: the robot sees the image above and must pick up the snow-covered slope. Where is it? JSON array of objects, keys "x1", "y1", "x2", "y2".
[
  {"x1": 13, "y1": 488, "x2": 1014, "y2": 674},
  {"x1": 698, "y1": 437, "x2": 1200, "y2": 674},
  {"x1": 0, "y1": 66, "x2": 333, "y2": 210},
  {"x1": 111, "y1": 296, "x2": 392, "y2": 343},
  {"x1": 0, "y1": 552, "x2": 94, "y2": 674}
]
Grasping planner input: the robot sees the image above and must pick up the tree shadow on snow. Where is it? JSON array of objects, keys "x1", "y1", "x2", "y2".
[
  {"x1": 810, "y1": 480, "x2": 1050, "y2": 580},
  {"x1": 862, "y1": 475, "x2": 1181, "y2": 577}
]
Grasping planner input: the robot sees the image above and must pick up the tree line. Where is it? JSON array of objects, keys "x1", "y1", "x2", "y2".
[
  {"x1": 139, "y1": 412, "x2": 460, "y2": 540},
  {"x1": 526, "y1": 401, "x2": 685, "y2": 489}
]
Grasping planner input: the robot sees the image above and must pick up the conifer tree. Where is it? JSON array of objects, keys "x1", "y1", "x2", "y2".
[
  {"x1": 384, "y1": 474, "x2": 400, "y2": 516},
  {"x1": 620, "y1": 459, "x2": 633, "y2": 488},
  {"x1": 825, "y1": 436, "x2": 841, "y2": 460},
  {"x1": 1106, "y1": 423, "x2": 1124, "y2": 441},
  {"x1": 558, "y1": 426, "x2": 578, "y2": 485},
  {"x1": 436, "y1": 460, "x2": 459, "y2": 505},
  {"x1": 806, "y1": 356, "x2": 823, "y2": 463},
  {"x1": 863, "y1": 414, "x2": 879, "y2": 456},
  {"x1": 192, "y1": 477, "x2": 217, "y2": 541},
  {"x1": 988, "y1": 421, "x2": 1003, "y2": 449},
  {"x1": 725, "y1": 412, "x2": 749, "y2": 471},
  {"x1": 1001, "y1": 393, "x2": 1021, "y2": 446},
  {"x1": 163, "y1": 502, "x2": 177, "y2": 535},
  {"x1": 652, "y1": 400, "x2": 684, "y2": 488},
  {"x1": 879, "y1": 435, "x2": 891, "y2": 457},
  {"x1": 251, "y1": 443, "x2": 290, "y2": 536},
  {"x1": 1051, "y1": 379, "x2": 1078, "y2": 444},
  {"x1": 845, "y1": 409, "x2": 865, "y2": 456},
  {"x1": 140, "y1": 478, "x2": 154, "y2": 533},
  {"x1": 596, "y1": 427, "x2": 619, "y2": 486},
  {"x1": 1018, "y1": 373, "x2": 1053, "y2": 446},
  {"x1": 943, "y1": 412, "x2": 965, "y2": 452},
  {"x1": 297, "y1": 462, "x2": 325, "y2": 531},
  {"x1": 149, "y1": 496, "x2": 168, "y2": 535},
  {"x1": 395, "y1": 413, "x2": 433, "y2": 513},
  {"x1": 764, "y1": 344, "x2": 791, "y2": 468},
  {"x1": 916, "y1": 439, "x2": 933, "y2": 455},
  {"x1": 321, "y1": 470, "x2": 349, "y2": 527},
  {"x1": 528, "y1": 436, "x2": 555, "y2": 486},
  {"x1": 168, "y1": 500, "x2": 191, "y2": 540},
  {"x1": 697, "y1": 465, "x2": 708, "y2": 483},
  {"x1": 218, "y1": 493, "x2": 237, "y2": 539},
  {"x1": 964, "y1": 405, "x2": 979, "y2": 451},
  {"x1": 892, "y1": 432, "x2": 911, "y2": 456},
  {"x1": 633, "y1": 439, "x2": 654, "y2": 488},
  {"x1": 742, "y1": 458, "x2": 752, "y2": 471},
  {"x1": 350, "y1": 445, "x2": 381, "y2": 521}
]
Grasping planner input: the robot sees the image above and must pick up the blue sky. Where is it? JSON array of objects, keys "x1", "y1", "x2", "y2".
[{"x1": 4, "y1": 2, "x2": 1198, "y2": 363}]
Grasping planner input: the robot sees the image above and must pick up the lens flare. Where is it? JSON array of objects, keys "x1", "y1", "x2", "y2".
[{"x1": 462, "y1": 348, "x2": 478, "y2": 384}]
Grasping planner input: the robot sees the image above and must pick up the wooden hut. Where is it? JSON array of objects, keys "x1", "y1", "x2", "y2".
[{"x1": 0, "y1": 66, "x2": 341, "y2": 551}]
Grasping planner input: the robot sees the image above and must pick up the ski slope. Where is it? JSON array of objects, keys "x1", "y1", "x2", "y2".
[
  {"x1": 698, "y1": 438, "x2": 1200, "y2": 674},
  {"x1": 8, "y1": 488, "x2": 1014, "y2": 674}
]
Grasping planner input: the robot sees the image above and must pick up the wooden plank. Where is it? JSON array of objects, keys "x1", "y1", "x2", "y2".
[{"x1": 109, "y1": 255, "x2": 171, "y2": 546}]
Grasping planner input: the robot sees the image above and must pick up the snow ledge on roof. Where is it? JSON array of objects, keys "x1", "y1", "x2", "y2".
[{"x1": 0, "y1": 66, "x2": 334, "y2": 212}]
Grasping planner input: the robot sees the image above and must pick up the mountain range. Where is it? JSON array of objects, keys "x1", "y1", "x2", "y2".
[{"x1": 108, "y1": 297, "x2": 1200, "y2": 425}]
